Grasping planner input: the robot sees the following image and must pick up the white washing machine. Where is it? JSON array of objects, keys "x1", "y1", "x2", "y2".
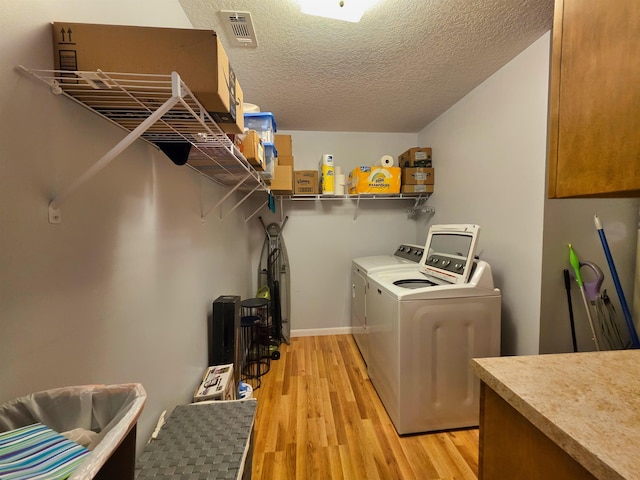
[
  {"x1": 351, "y1": 244, "x2": 424, "y2": 365},
  {"x1": 366, "y1": 225, "x2": 501, "y2": 435}
]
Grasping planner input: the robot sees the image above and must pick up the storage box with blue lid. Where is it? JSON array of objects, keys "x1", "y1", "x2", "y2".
[
  {"x1": 261, "y1": 142, "x2": 277, "y2": 181},
  {"x1": 244, "y1": 112, "x2": 277, "y2": 144}
]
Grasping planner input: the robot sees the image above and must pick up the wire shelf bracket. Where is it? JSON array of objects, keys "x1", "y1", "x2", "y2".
[{"x1": 16, "y1": 66, "x2": 268, "y2": 224}]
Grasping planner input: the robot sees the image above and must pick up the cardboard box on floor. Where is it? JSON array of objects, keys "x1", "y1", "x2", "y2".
[{"x1": 51, "y1": 22, "x2": 244, "y2": 133}]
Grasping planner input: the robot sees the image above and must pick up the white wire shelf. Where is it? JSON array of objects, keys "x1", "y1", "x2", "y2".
[
  {"x1": 17, "y1": 67, "x2": 268, "y2": 222},
  {"x1": 277, "y1": 193, "x2": 430, "y2": 200},
  {"x1": 271, "y1": 192, "x2": 434, "y2": 221}
]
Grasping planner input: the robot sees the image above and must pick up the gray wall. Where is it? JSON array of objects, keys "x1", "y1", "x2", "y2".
[
  {"x1": 250, "y1": 130, "x2": 422, "y2": 335},
  {"x1": 1, "y1": 0, "x2": 255, "y2": 454},
  {"x1": 416, "y1": 32, "x2": 639, "y2": 355}
]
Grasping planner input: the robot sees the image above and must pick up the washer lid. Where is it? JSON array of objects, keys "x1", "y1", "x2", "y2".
[
  {"x1": 393, "y1": 279, "x2": 437, "y2": 289},
  {"x1": 419, "y1": 224, "x2": 480, "y2": 285},
  {"x1": 353, "y1": 244, "x2": 424, "y2": 273}
]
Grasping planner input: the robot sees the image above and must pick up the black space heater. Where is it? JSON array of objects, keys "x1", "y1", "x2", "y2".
[{"x1": 209, "y1": 295, "x2": 241, "y2": 387}]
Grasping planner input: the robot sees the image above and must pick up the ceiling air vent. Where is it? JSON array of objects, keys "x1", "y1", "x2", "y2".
[{"x1": 218, "y1": 10, "x2": 258, "y2": 48}]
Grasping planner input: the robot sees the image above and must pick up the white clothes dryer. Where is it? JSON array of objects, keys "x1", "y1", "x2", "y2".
[
  {"x1": 351, "y1": 244, "x2": 425, "y2": 365},
  {"x1": 366, "y1": 225, "x2": 501, "y2": 435}
]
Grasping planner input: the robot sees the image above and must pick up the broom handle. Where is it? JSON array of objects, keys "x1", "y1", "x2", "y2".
[{"x1": 594, "y1": 215, "x2": 640, "y2": 349}]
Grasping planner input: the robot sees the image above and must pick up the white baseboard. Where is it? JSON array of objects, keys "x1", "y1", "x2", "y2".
[{"x1": 290, "y1": 327, "x2": 353, "y2": 337}]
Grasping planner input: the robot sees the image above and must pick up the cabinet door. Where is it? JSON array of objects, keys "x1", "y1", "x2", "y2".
[{"x1": 548, "y1": 0, "x2": 640, "y2": 198}]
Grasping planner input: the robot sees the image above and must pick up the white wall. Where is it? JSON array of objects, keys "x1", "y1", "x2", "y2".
[
  {"x1": 249, "y1": 131, "x2": 421, "y2": 334},
  {"x1": 0, "y1": 0, "x2": 256, "y2": 455},
  {"x1": 416, "y1": 31, "x2": 640, "y2": 355}
]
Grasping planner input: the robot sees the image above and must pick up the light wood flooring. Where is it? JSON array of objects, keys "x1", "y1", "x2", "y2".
[{"x1": 251, "y1": 334, "x2": 479, "y2": 480}]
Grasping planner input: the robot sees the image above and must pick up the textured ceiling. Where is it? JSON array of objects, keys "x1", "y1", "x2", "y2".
[{"x1": 179, "y1": 0, "x2": 554, "y2": 133}]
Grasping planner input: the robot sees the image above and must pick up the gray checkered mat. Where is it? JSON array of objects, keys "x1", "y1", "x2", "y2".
[{"x1": 136, "y1": 400, "x2": 257, "y2": 479}]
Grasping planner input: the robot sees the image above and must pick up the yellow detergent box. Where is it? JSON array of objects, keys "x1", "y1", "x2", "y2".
[{"x1": 348, "y1": 166, "x2": 401, "y2": 194}]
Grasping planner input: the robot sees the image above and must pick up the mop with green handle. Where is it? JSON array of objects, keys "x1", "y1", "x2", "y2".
[{"x1": 568, "y1": 244, "x2": 600, "y2": 351}]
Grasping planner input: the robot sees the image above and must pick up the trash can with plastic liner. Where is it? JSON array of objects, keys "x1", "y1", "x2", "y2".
[{"x1": 0, "y1": 383, "x2": 146, "y2": 479}]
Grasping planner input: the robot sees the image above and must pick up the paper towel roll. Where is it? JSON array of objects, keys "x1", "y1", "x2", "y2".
[
  {"x1": 335, "y1": 166, "x2": 343, "y2": 176},
  {"x1": 378, "y1": 154, "x2": 395, "y2": 167},
  {"x1": 334, "y1": 174, "x2": 346, "y2": 195},
  {"x1": 322, "y1": 154, "x2": 334, "y2": 166}
]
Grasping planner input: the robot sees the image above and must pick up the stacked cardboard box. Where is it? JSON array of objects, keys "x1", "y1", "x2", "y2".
[
  {"x1": 398, "y1": 147, "x2": 435, "y2": 193},
  {"x1": 398, "y1": 147, "x2": 432, "y2": 167},
  {"x1": 240, "y1": 130, "x2": 265, "y2": 171},
  {"x1": 270, "y1": 134, "x2": 294, "y2": 195}
]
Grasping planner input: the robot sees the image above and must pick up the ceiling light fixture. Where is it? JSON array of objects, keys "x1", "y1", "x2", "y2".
[{"x1": 297, "y1": 0, "x2": 380, "y2": 23}]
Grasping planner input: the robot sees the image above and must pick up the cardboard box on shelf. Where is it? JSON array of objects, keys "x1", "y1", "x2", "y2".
[
  {"x1": 398, "y1": 147, "x2": 432, "y2": 167},
  {"x1": 51, "y1": 22, "x2": 244, "y2": 133},
  {"x1": 274, "y1": 134, "x2": 292, "y2": 157},
  {"x1": 239, "y1": 130, "x2": 265, "y2": 171},
  {"x1": 401, "y1": 184, "x2": 434, "y2": 194},
  {"x1": 270, "y1": 165, "x2": 293, "y2": 195},
  {"x1": 294, "y1": 170, "x2": 319, "y2": 194},
  {"x1": 348, "y1": 166, "x2": 401, "y2": 194},
  {"x1": 277, "y1": 155, "x2": 294, "y2": 167},
  {"x1": 401, "y1": 167, "x2": 434, "y2": 185}
]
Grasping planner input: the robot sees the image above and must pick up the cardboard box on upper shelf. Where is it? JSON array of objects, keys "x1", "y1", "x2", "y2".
[
  {"x1": 51, "y1": 22, "x2": 244, "y2": 133},
  {"x1": 274, "y1": 134, "x2": 293, "y2": 157},
  {"x1": 270, "y1": 165, "x2": 293, "y2": 195},
  {"x1": 294, "y1": 170, "x2": 319, "y2": 194},
  {"x1": 401, "y1": 167, "x2": 435, "y2": 185},
  {"x1": 239, "y1": 130, "x2": 265, "y2": 171},
  {"x1": 398, "y1": 147, "x2": 432, "y2": 167},
  {"x1": 401, "y1": 184, "x2": 434, "y2": 194}
]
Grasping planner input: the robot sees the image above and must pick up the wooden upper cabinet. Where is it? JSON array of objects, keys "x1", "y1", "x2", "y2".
[{"x1": 547, "y1": 0, "x2": 640, "y2": 198}]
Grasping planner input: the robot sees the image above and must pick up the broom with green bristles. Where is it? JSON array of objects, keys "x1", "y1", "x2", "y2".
[{"x1": 568, "y1": 244, "x2": 600, "y2": 351}]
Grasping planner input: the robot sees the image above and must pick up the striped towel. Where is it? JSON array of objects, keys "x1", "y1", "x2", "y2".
[{"x1": 0, "y1": 423, "x2": 89, "y2": 480}]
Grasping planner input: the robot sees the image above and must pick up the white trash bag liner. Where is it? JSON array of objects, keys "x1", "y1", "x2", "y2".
[{"x1": 0, "y1": 383, "x2": 146, "y2": 479}]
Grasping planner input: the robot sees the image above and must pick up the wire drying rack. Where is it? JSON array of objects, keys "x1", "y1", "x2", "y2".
[{"x1": 17, "y1": 67, "x2": 268, "y2": 222}]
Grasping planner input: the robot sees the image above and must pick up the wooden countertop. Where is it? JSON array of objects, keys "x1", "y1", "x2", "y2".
[{"x1": 472, "y1": 350, "x2": 640, "y2": 480}]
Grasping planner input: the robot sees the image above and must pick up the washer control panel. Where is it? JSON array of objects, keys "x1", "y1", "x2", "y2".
[
  {"x1": 426, "y1": 254, "x2": 466, "y2": 274},
  {"x1": 394, "y1": 244, "x2": 424, "y2": 262}
]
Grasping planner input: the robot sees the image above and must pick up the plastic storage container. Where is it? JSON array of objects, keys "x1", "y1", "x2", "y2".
[
  {"x1": 0, "y1": 383, "x2": 146, "y2": 479},
  {"x1": 244, "y1": 112, "x2": 277, "y2": 144},
  {"x1": 261, "y1": 142, "x2": 277, "y2": 181}
]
